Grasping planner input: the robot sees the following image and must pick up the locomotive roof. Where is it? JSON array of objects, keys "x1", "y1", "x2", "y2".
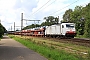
[{"x1": 51, "y1": 23, "x2": 75, "y2": 26}]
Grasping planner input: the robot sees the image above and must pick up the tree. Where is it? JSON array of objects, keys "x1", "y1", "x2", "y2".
[
  {"x1": 83, "y1": 3, "x2": 90, "y2": 37},
  {"x1": 70, "y1": 6, "x2": 84, "y2": 35},
  {"x1": 43, "y1": 16, "x2": 59, "y2": 26},
  {"x1": 0, "y1": 23, "x2": 4, "y2": 37},
  {"x1": 54, "y1": 17, "x2": 59, "y2": 24},
  {"x1": 63, "y1": 9, "x2": 73, "y2": 22},
  {"x1": 23, "y1": 24, "x2": 40, "y2": 30}
]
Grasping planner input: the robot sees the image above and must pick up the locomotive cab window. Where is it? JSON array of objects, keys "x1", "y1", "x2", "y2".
[
  {"x1": 62, "y1": 25, "x2": 64, "y2": 28},
  {"x1": 66, "y1": 24, "x2": 74, "y2": 28}
]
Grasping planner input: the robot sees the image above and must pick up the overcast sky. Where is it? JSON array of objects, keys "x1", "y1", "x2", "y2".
[{"x1": 0, "y1": 0, "x2": 90, "y2": 31}]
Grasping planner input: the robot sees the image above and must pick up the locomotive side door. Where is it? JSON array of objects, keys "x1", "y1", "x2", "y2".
[{"x1": 61, "y1": 24, "x2": 66, "y2": 35}]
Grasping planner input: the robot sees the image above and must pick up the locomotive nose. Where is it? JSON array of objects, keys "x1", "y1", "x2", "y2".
[
  {"x1": 66, "y1": 30, "x2": 76, "y2": 37},
  {"x1": 66, "y1": 31, "x2": 76, "y2": 34}
]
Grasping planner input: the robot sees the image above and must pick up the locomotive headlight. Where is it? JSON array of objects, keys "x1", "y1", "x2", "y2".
[
  {"x1": 66, "y1": 31, "x2": 76, "y2": 33},
  {"x1": 73, "y1": 31, "x2": 76, "y2": 33},
  {"x1": 66, "y1": 31, "x2": 69, "y2": 33}
]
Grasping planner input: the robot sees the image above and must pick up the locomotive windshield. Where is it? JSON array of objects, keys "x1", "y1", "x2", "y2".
[{"x1": 66, "y1": 24, "x2": 74, "y2": 28}]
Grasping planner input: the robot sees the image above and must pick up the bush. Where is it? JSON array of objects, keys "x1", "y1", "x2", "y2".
[{"x1": 0, "y1": 23, "x2": 5, "y2": 37}]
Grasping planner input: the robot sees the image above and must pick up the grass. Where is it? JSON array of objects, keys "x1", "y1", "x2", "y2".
[
  {"x1": 32, "y1": 37, "x2": 90, "y2": 60},
  {"x1": 76, "y1": 35, "x2": 90, "y2": 39},
  {"x1": 9, "y1": 35, "x2": 90, "y2": 60}
]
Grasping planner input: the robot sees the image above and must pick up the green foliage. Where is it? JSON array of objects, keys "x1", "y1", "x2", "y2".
[
  {"x1": 0, "y1": 23, "x2": 6, "y2": 37},
  {"x1": 23, "y1": 24, "x2": 40, "y2": 30},
  {"x1": 83, "y1": 3, "x2": 90, "y2": 37},
  {"x1": 43, "y1": 16, "x2": 59, "y2": 26},
  {"x1": 63, "y1": 9, "x2": 73, "y2": 22}
]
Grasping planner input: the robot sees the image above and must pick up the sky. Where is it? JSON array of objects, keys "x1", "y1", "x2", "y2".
[{"x1": 0, "y1": 0, "x2": 90, "y2": 31}]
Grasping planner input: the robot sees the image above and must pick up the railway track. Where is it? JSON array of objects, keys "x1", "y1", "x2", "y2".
[
  {"x1": 16, "y1": 35, "x2": 90, "y2": 47},
  {"x1": 44, "y1": 37, "x2": 90, "y2": 43},
  {"x1": 39, "y1": 37, "x2": 90, "y2": 47},
  {"x1": 70, "y1": 38, "x2": 90, "y2": 43}
]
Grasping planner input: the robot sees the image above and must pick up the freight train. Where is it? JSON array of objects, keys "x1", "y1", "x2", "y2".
[{"x1": 14, "y1": 23, "x2": 76, "y2": 38}]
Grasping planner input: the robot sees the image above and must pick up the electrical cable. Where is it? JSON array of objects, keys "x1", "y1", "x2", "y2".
[
  {"x1": 50, "y1": 0, "x2": 79, "y2": 15},
  {"x1": 33, "y1": 0, "x2": 56, "y2": 15},
  {"x1": 30, "y1": 0, "x2": 51, "y2": 16},
  {"x1": 23, "y1": 0, "x2": 56, "y2": 25}
]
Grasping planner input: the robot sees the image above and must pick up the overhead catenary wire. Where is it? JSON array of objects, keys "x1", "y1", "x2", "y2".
[
  {"x1": 24, "y1": 0, "x2": 56, "y2": 20},
  {"x1": 33, "y1": 0, "x2": 56, "y2": 15},
  {"x1": 30, "y1": 0, "x2": 51, "y2": 16},
  {"x1": 42, "y1": 0, "x2": 56, "y2": 9},
  {"x1": 49, "y1": 0, "x2": 79, "y2": 15},
  {"x1": 23, "y1": 0, "x2": 52, "y2": 25},
  {"x1": 23, "y1": 0, "x2": 88, "y2": 24},
  {"x1": 54, "y1": 0, "x2": 90, "y2": 16},
  {"x1": 23, "y1": 0, "x2": 80, "y2": 25},
  {"x1": 25, "y1": 0, "x2": 79, "y2": 19}
]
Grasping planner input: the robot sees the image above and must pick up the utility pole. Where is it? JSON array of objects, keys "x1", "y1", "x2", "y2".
[
  {"x1": 58, "y1": 16, "x2": 60, "y2": 23},
  {"x1": 14, "y1": 22, "x2": 15, "y2": 31},
  {"x1": 11, "y1": 26, "x2": 12, "y2": 31},
  {"x1": 21, "y1": 13, "x2": 40, "y2": 36},
  {"x1": 21, "y1": 13, "x2": 23, "y2": 31},
  {"x1": 58, "y1": 16, "x2": 59, "y2": 21},
  {"x1": 21, "y1": 13, "x2": 23, "y2": 36},
  {"x1": 0, "y1": 20, "x2": 1, "y2": 23}
]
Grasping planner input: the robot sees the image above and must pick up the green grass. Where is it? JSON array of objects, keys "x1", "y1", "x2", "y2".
[
  {"x1": 9, "y1": 35, "x2": 89, "y2": 60},
  {"x1": 76, "y1": 34, "x2": 90, "y2": 39}
]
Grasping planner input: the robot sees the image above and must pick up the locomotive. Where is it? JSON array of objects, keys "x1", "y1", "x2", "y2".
[
  {"x1": 14, "y1": 23, "x2": 76, "y2": 38},
  {"x1": 45, "y1": 23, "x2": 76, "y2": 38}
]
